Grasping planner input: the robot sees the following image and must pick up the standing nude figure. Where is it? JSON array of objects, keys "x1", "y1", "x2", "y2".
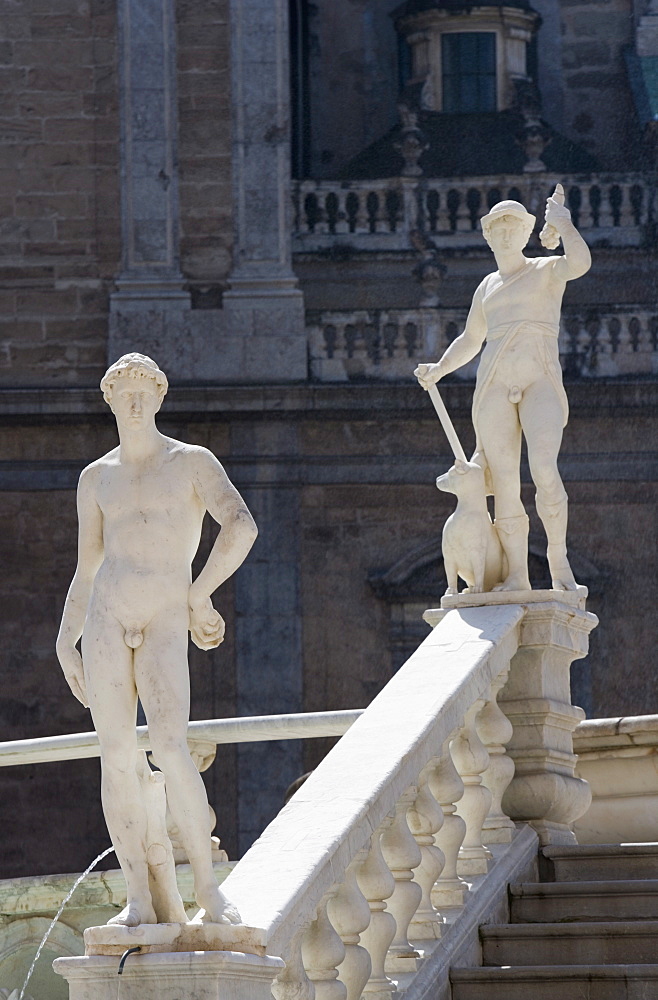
[
  {"x1": 56, "y1": 354, "x2": 258, "y2": 926},
  {"x1": 415, "y1": 194, "x2": 591, "y2": 591}
]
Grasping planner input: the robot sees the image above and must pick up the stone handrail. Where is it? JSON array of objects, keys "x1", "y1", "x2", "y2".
[
  {"x1": 308, "y1": 305, "x2": 658, "y2": 382},
  {"x1": 294, "y1": 173, "x2": 651, "y2": 251},
  {"x1": 196, "y1": 597, "x2": 596, "y2": 1000},
  {"x1": 0, "y1": 710, "x2": 362, "y2": 767}
]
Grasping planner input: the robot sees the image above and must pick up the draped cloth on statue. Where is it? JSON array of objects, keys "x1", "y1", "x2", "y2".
[{"x1": 471, "y1": 260, "x2": 569, "y2": 463}]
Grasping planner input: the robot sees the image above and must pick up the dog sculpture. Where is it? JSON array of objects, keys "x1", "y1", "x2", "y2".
[{"x1": 436, "y1": 458, "x2": 506, "y2": 595}]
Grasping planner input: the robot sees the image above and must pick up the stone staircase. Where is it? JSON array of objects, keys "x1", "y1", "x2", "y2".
[{"x1": 450, "y1": 844, "x2": 658, "y2": 999}]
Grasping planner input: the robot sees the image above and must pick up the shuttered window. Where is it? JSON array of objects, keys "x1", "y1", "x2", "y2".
[{"x1": 442, "y1": 32, "x2": 497, "y2": 113}]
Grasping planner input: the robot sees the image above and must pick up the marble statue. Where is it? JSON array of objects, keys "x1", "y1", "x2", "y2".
[
  {"x1": 415, "y1": 190, "x2": 591, "y2": 592},
  {"x1": 56, "y1": 354, "x2": 258, "y2": 927}
]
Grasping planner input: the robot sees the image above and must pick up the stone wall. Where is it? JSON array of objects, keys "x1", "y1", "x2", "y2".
[
  {"x1": 559, "y1": 0, "x2": 639, "y2": 169},
  {"x1": 307, "y1": 0, "x2": 402, "y2": 178},
  {"x1": 0, "y1": 0, "x2": 120, "y2": 386},
  {"x1": 0, "y1": 0, "x2": 236, "y2": 385}
]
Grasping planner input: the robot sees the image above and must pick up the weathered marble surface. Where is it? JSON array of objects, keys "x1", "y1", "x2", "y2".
[
  {"x1": 416, "y1": 191, "x2": 591, "y2": 596},
  {"x1": 54, "y1": 950, "x2": 284, "y2": 1000},
  {"x1": 56, "y1": 354, "x2": 257, "y2": 928},
  {"x1": 83, "y1": 919, "x2": 267, "y2": 957},
  {"x1": 574, "y1": 714, "x2": 658, "y2": 845},
  {"x1": 0, "y1": 864, "x2": 235, "y2": 999}
]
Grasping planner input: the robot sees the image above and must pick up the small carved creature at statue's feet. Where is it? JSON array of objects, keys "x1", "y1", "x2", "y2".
[
  {"x1": 547, "y1": 545, "x2": 579, "y2": 591},
  {"x1": 195, "y1": 885, "x2": 241, "y2": 925},
  {"x1": 108, "y1": 898, "x2": 157, "y2": 927},
  {"x1": 492, "y1": 571, "x2": 531, "y2": 592}
]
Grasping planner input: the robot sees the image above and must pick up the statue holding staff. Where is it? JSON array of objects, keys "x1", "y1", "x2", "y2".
[
  {"x1": 415, "y1": 188, "x2": 591, "y2": 592},
  {"x1": 56, "y1": 353, "x2": 257, "y2": 927}
]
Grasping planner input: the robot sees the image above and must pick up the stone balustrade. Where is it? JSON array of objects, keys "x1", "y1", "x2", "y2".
[
  {"x1": 119, "y1": 596, "x2": 593, "y2": 1000},
  {"x1": 0, "y1": 710, "x2": 362, "y2": 768},
  {"x1": 307, "y1": 306, "x2": 658, "y2": 382},
  {"x1": 5, "y1": 597, "x2": 599, "y2": 1000},
  {"x1": 294, "y1": 174, "x2": 651, "y2": 251}
]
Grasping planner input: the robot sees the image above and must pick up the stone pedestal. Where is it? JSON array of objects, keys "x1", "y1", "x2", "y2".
[
  {"x1": 498, "y1": 599, "x2": 598, "y2": 845},
  {"x1": 53, "y1": 950, "x2": 284, "y2": 1000},
  {"x1": 425, "y1": 592, "x2": 598, "y2": 847}
]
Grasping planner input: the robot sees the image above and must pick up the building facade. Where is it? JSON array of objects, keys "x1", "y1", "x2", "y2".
[{"x1": 0, "y1": 0, "x2": 656, "y2": 876}]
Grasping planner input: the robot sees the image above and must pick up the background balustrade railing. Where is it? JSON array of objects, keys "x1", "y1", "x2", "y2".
[
  {"x1": 294, "y1": 174, "x2": 654, "y2": 251},
  {"x1": 307, "y1": 305, "x2": 658, "y2": 381}
]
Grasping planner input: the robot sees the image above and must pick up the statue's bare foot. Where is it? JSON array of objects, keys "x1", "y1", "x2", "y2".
[
  {"x1": 108, "y1": 899, "x2": 157, "y2": 926},
  {"x1": 493, "y1": 572, "x2": 531, "y2": 592},
  {"x1": 547, "y1": 545, "x2": 579, "y2": 591},
  {"x1": 195, "y1": 885, "x2": 241, "y2": 925}
]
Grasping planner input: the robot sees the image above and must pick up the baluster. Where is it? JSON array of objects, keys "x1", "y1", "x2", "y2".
[
  {"x1": 576, "y1": 324, "x2": 591, "y2": 375},
  {"x1": 596, "y1": 315, "x2": 615, "y2": 375},
  {"x1": 328, "y1": 854, "x2": 372, "y2": 1000},
  {"x1": 357, "y1": 826, "x2": 397, "y2": 1000},
  {"x1": 618, "y1": 317, "x2": 633, "y2": 354},
  {"x1": 618, "y1": 183, "x2": 635, "y2": 227},
  {"x1": 637, "y1": 313, "x2": 654, "y2": 363},
  {"x1": 455, "y1": 185, "x2": 472, "y2": 232},
  {"x1": 451, "y1": 701, "x2": 492, "y2": 876},
  {"x1": 477, "y1": 671, "x2": 516, "y2": 845},
  {"x1": 302, "y1": 893, "x2": 347, "y2": 1000},
  {"x1": 336, "y1": 188, "x2": 350, "y2": 233},
  {"x1": 401, "y1": 178, "x2": 419, "y2": 235},
  {"x1": 381, "y1": 788, "x2": 422, "y2": 974},
  {"x1": 430, "y1": 739, "x2": 469, "y2": 911},
  {"x1": 273, "y1": 929, "x2": 314, "y2": 1000},
  {"x1": 408, "y1": 760, "x2": 445, "y2": 942}
]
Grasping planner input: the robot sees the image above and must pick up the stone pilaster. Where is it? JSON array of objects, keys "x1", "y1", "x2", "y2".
[
  {"x1": 223, "y1": 0, "x2": 307, "y2": 381},
  {"x1": 499, "y1": 600, "x2": 598, "y2": 846},
  {"x1": 109, "y1": 0, "x2": 190, "y2": 362},
  {"x1": 230, "y1": 422, "x2": 304, "y2": 853}
]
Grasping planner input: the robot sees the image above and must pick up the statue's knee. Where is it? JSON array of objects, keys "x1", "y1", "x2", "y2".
[
  {"x1": 149, "y1": 737, "x2": 189, "y2": 771},
  {"x1": 101, "y1": 745, "x2": 139, "y2": 777},
  {"x1": 532, "y1": 463, "x2": 562, "y2": 498}
]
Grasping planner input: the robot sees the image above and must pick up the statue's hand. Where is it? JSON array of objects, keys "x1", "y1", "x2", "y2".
[
  {"x1": 56, "y1": 645, "x2": 89, "y2": 708},
  {"x1": 189, "y1": 595, "x2": 226, "y2": 650},
  {"x1": 414, "y1": 361, "x2": 443, "y2": 390},
  {"x1": 544, "y1": 196, "x2": 571, "y2": 232}
]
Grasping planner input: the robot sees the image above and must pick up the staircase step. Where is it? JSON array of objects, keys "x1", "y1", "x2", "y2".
[
  {"x1": 541, "y1": 843, "x2": 658, "y2": 882},
  {"x1": 450, "y1": 964, "x2": 658, "y2": 1000},
  {"x1": 510, "y1": 879, "x2": 658, "y2": 922},
  {"x1": 481, "y1": 920, "x2": 658, "y2": 966}
]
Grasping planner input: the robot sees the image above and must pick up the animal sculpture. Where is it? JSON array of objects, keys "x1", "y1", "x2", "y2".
[{"x1": 436, "y1": 458, "x2": 506, "y2": 595}]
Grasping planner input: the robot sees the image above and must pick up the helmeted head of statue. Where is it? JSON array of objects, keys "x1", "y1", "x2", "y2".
[
  {"x1": 480, "y1": 200, "x2": 536, "y2": 248},
  {"x1": 100, "y1": 353, "x2": 169, "y2": 407}
]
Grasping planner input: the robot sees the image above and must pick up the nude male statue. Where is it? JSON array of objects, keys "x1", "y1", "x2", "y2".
[
  {"x1": 56, "y1": 353, "x2": 258, "y2": 926},
  {"x1": 415, "y1": 193, "x2": 591, "y2": 592}
]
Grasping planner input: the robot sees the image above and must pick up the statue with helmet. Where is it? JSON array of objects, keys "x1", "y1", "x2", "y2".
[{"x1": 415, "y1": 187, "x2": 591, "y2": 594}]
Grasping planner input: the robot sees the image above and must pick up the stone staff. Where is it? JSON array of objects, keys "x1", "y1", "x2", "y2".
[{"x1": 427, "y1": 383, "x2": 468, "y2": 463}]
